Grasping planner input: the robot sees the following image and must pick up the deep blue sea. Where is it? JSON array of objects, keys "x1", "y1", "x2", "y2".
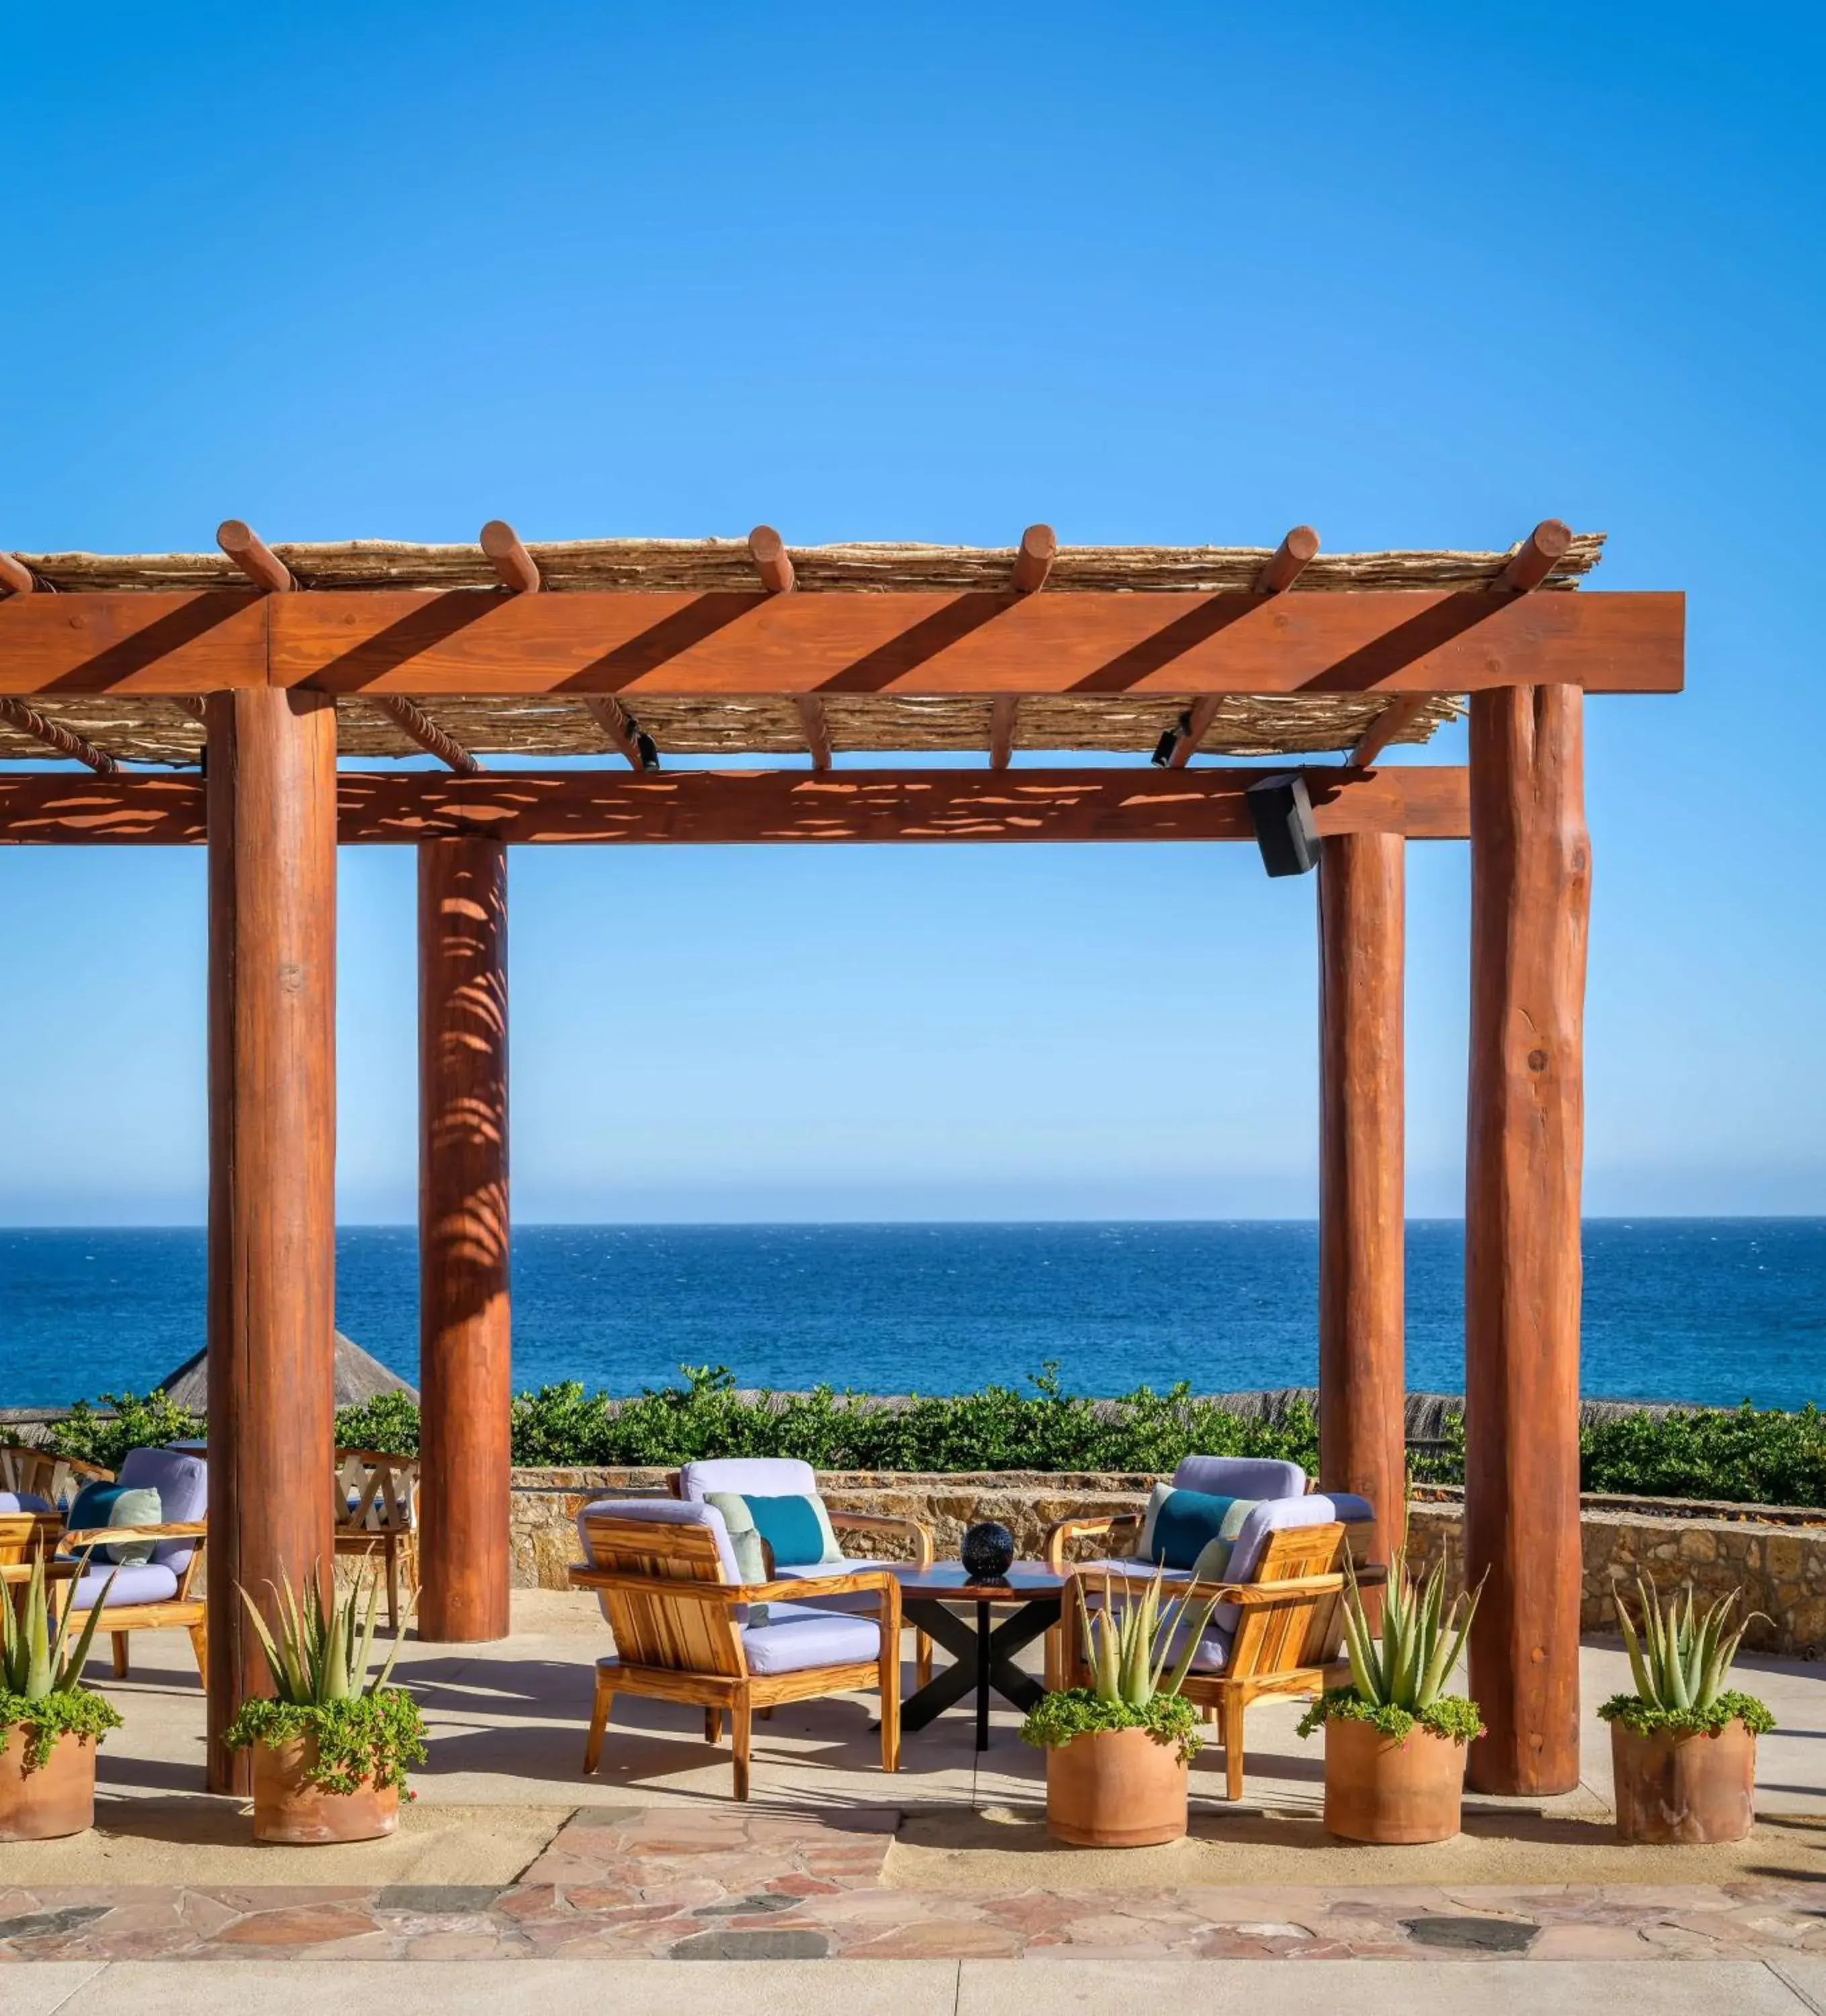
[{"x1": 0, "y1": 1220, "x2": 1821, "y2": 1413}]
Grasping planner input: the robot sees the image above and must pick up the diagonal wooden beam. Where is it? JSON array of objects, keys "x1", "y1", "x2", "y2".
[
  {"x1": 216, "y1": 519, "x2": 294, "y2": 593},
  {"x1": 1012, "y1": 525, "x2": 1057, "y2": 594},
  {"x1": 990, "y1": 696, "x2": 1018, "y2": 770},
  {"x1": 794, "y1": 695, "x2": 832, "y2": 770},
  {"x1": 582, "y1": 695, "x2": 659, "y2": 771},
  {"x1": 0, "y1": 554, "x2": 36, "y2": 597},
  {"x1": 1166, "y1": 696, "x2": 1225, "y2": 769},
  {"x1": 1352, "y1": 521, "x2": 1571, "y2": 766},
  {"x1": 748, "y1": 526, "x2": 795, "y2": 595},
  {"x1": 1256, "y1": 526, "x2": 1319, "y2": 595},
  {"x1": 374, "y1": 696, "x2": 482, "y2": 775},
  {"x1": 0, "y1": 696, "x2": 120, "y2": 772},
  {"x1": 480, "y1": 519, "x2": 540, "y2": 593},
  {"x1": 1494, "y1": 519, "x2": 1574, "y2": 595}
]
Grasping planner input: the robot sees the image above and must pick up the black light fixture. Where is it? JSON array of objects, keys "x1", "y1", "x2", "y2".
[
  {"x1": 1150, "y1": 710, "x2": 1192, "y2": 769},
  {"x1": 635, "y1": 730, "x2": 660, "y2": 771},
  {"x1": 1246, "y1": 771, "x2": 1320, "y2": 877}
]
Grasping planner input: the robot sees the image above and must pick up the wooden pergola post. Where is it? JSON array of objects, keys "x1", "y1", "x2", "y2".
[
  {"x1": 417, "y1": 836, "x2": 513, "y2": 1642},
  {"x1": 1464, "y1": 685, "x2": 1590, "y2": 1796},
  {"x1": 205, "y1": 690, "x2": 339, "y2": 1794},
  {"x1": 1317, "y1": 831, "x2": 1406, "y2": 1568}
]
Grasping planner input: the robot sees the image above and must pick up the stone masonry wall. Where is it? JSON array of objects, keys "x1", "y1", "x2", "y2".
[{"x1": 514, "y1": 1468, "x2": 1826, "y2": 1658}]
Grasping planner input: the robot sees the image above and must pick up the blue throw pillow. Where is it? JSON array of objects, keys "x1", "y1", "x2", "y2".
[
  {"x1": 1147, "y1": 1486, "x2": 1252, "y2": 1573},
  {"x1": 740, "y1": 1493, "x2": 830, "y2": 1570},
  {"x1": 67, "y1": 1480, "x2": 162, "y2": 1566}
]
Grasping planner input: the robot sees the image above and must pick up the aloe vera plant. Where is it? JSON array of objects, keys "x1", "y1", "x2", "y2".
[
  {"x1": 0, "y1": 1548, "x2": 123, "y2": 1771},
  {"x1": 222, "y1": 1567, "x2": 426, "y2": 1794},
  {"x1": 1298, "y1": 1556, "x2": 1485, "y2": 1745},
  {"x1": 1022, "y1": 1570, "x2": 1217, "y2": 1761},
  {"x1": 1598, "y1": 1575, "x2": 1775, "y2": 1738}
]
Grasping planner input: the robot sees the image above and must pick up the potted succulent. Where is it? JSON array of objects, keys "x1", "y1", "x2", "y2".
[
  {"x1": 1021, "y1": 1570, "x2": 1215, "y2": 1847},
  {"x1": 224, "y1": 1567, "x2": 425, "y2": 1844},
  {"x1": 1298, "y1": 1556, "x2": 1483, "y2": 1844},
  {"x1": 1600, "y1": 1575, "x2": 1774, "y2": 1845},
  {"x1": 0, "y1": 1550, "x2": 120, "y2": 1841}
]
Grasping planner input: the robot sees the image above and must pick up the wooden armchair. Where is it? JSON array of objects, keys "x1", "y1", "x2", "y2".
[
  {"x1": 0, "y1": 1444, "x2": 110, "y2": 1509},
  {"x1": 569, "y1": 1499, "x2": 902, "y2": 1801},
  {"x1": 671, "y1": 1459, "x2": 935, "y2": 1689},
  {"x1": 1058, "y1": 1492, "x2": 1381, "y2": 1802},
  {"x1": 54, "y1": 1445, "x2": 208, "y2": 1681},
  {"x1": 333, "y1": 1449, "x2": 420, "y2": 1629}
]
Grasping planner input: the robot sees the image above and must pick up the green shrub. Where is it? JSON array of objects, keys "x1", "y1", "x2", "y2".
[
  {"x1": 334, "y1": 1391, "x2": 421, "y2": 1456},
  {"x1": 44, "y1": 1390, "x2": 202, "y2": 1474}
]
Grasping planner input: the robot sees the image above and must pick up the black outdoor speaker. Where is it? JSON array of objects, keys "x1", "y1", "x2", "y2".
[{"x1": 1246, "y1": 771, "x2": 1319, "y2": 878}]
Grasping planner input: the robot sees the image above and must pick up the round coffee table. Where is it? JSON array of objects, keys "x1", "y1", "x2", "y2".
[{"x1": 890, "y1": 1562, "x2": 1064, "y2": 1752}]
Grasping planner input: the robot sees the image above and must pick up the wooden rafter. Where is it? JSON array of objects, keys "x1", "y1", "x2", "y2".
[
  {"x1": 1012, "y1": 525, "x2": 1057, "y2": 594},
  {"x1": 1494, "y1": 519, "x2": 1573, "y2": 595},
  {"x1": 748, "y1": 526, "x2": 794, "y2": 595},
  {"x1": 480, "y1": 520, "x2": 540, "y2": 593},
  {"x1": 0, "y1": 554, "x2": 36, "y2": 597},
  {"x1": 0, "y1": 587, "x2": 1683, "y2": 698},
  {"x1": 794, "y1": 696, "x2": 832, "y2": 770},
  {"x1": 1256, "y1": 526, "x2": 1319, "y2": 595},
  {"x1": 373, "y1": 696, "x2": 482, "y2": 775},
  {"x1": 1352, "y1": 521, "x2": 1572, "y2": 766},
  {"x1": 583, "y1": 695, "x2": 659, "y2": 771},
  {"x1": 1166, "y1": 696, "x2": 1224, "y2": 769},
  {"x1": 0, "y1": 764, "x2": 1473, "y2": 847},
  {"x1": 0, "y1": 696, "x2": 120, "y2": 773},
  {"x1": 216, "y1": 519, "x2": 293, "y2": 593},
  {"x1": 989, "y1": 697, "x2": 1018, "y2": 770}
]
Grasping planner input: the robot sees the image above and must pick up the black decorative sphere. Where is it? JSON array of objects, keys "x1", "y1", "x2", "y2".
[{"x1": 961, "y1": 1520, "x2": 1016, "y2": 1581}]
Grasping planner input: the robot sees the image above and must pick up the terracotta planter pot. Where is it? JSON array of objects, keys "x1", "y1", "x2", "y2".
[
  {"x1": 1046, "y1": 1724, "x2": 1188, "y2": 1847},
  {"x1": 251, "y1": 1734, "x2": 399, "y2": 1845},
  {"x1": 1323, "y1": 1714, "x2": 1467, "y2": 1844},
  {"x1": 1611, "y1": 1717, "x2": 1757, "y2": 1845},
  {"x1": 0, "y1": 1726, "x2": 97, "y2": 1842}
]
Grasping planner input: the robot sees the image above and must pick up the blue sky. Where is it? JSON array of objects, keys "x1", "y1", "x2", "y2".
[{"x1": 2, "y1": 3, "x2": 1821, "y2": 1224}]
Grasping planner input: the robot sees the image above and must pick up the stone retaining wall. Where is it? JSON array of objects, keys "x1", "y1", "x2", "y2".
[{"x1": 510, "y1": 1467, "x2": 1826, "y2": 1658}]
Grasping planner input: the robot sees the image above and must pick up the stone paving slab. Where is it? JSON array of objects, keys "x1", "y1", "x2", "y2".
[{"x1": 3, "y1": 1808, "x2": 1826, "y2": 1968}]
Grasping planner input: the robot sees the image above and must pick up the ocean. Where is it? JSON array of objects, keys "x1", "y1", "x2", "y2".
[{"x1": 0, "y1": 1220, "x2": 1821, "y2": 1413}]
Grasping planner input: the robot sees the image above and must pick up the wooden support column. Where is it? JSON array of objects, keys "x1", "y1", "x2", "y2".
[
  {"x1": 1464, "y1": 684, "x2": 1590, "y2": 1796},
  {"x1": 206, "y1": 690, "x2": 338, "y2": 1794},
  {"x1": 1317, "y1": 831, "x2": 1406, "y2": 1571},
  {"x1": 417, "y1": 836, "x2": 512, "y2": 1642}
]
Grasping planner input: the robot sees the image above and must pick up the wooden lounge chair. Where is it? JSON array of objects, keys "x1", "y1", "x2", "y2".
[
  {"x1": 569, "y1": 1497, "x2": 902, "y2": 1801},
  {"x1": 56, "y1": 1445, "x2": 208, "y2": 1681},
  {"x1": 672, "y1": 1458, "x2": 936, "y2": 1689},
  {"x1": 0, "y1": 1443, "x2": 110, "y2": 1511},
  {"x1": 333, "y1": 1448, "x2": 420, "y2": 1630},
  {"x1": 1056, "y1": 1487, "x2": 1381, "y2": 1800}
]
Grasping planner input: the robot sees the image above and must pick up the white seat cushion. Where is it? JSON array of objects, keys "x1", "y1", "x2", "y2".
[
  {"x1": 71, "y1": 1562, "x2": 179, "y2": 1609},
  {"x1": 742, "y1": 1607, "x2": 880, "y2": 1675}
]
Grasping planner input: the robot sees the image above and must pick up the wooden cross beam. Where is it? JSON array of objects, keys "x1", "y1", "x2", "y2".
[
  {"x1": 0, "y1": 764, "x2": 1471, "y2": 845},
  {"x1": 584, "y1": 695, "x2": 659, "y2": 770},
  {"x1": 0, "y1": 697, "x2": 120, "y2": 773},
  {"x1": 372, "y1": 696, "x2": 482, "y2": 774}
]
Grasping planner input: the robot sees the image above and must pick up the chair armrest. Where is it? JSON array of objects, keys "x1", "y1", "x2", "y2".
[
  {"x1": 58, "y1": 1520, "x2": 207, "y2": 1554},
  {"x1": 568, "y1": 1564, "x2": 902, "y2": 1613},
  {"x1": 1175, "y1": 1564, "x2": 1389, "y2": 1606},
  {"x1": 1044, "y1": 1511, "x2": 1142, "y2": 1573},
  {"x1": 826, "y1": 1508, "x2": 934, "y2": 1566}
]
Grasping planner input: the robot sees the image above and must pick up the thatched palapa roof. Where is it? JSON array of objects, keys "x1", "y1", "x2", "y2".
[{"x1": 159, "y1": 1333, "x2": 417, "y2": 1412}]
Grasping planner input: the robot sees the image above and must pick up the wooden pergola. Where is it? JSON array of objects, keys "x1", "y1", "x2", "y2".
[{"x1": 0, "y1": 517, "x2": 1682, "y2": 1798}]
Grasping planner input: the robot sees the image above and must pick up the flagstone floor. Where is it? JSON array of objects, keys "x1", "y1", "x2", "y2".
[{"x1": 2, "y1": 1591, "x2": 1822, "y2": 1983}]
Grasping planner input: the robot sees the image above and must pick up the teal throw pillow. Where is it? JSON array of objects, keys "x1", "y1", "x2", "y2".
[
  {"x1": 67, "y1": 1481, "x2": 163, "y2": 1566},
  {"x1": 705, "y1": 1489, "x2": 843, "y2": 1572},
  {"x1": 1142, "y1": 1484, "x2": 1258, "y2": 1578}
]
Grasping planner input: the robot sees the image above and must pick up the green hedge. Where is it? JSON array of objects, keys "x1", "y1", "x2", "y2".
[{"x1": 36, "y1": 1370, "x2": 1826, "y2": 1512}]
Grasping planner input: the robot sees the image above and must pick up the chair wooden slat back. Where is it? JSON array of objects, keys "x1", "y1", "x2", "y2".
[
  {"x1": 1226, "y1": 1522, "x2": 1356, "y2": 1681},
  {"x1": 0, "y1": 1512, "x2": 63, "y2": 1568},
  {"x1": 0, "y1": 1445, "x2": 59, "y2": 1503},
  {"x1": 334, "y1": 1450, "x2": 419, "y2": 1533},
  {"x1": 578, "y1": 1513, "x2": 746, "y2": 1679}
]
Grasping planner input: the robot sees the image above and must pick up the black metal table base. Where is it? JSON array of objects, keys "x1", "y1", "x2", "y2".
[{"x1": 900, "y1": 1592, "x2": 1061, "y2": 1751}]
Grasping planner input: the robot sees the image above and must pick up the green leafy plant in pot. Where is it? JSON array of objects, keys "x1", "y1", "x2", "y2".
[
  {"x1": 222, "y1": 1566, "x2": 425, "y2": 1845},
  {"x1": 0, "y1": 1548, "x2": 121, "y2": 1841},
  {"x1": 1599, "y1": 1575, "x2": 1774, "y2": 1845},
  {"x1": 1297, "y1": 1555, "x2": 1483, "y2": 1844},
  {"x1": 1021, "y1": 1569, "x2": 1215, "y2": 1847}
]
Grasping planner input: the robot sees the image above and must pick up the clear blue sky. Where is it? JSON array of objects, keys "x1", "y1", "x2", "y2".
[{"x1": 2, "y1": 4, "x2": 1821, "y2": 1224}]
